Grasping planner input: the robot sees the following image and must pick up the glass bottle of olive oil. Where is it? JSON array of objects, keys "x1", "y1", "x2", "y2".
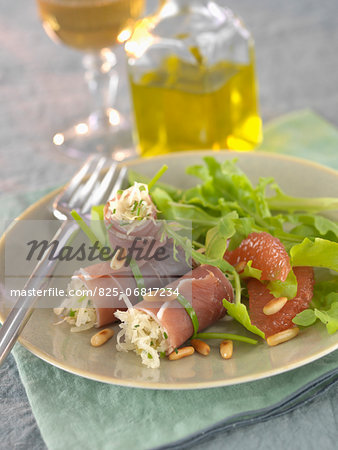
[{"x1": 126, "y1": 0, "x2": 262, "y2": 157}]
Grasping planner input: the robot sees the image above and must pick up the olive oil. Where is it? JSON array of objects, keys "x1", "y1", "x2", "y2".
[
  {"x1": 130, "y1": 54, "x2": 262, "y2": 157},
  {"x1": 37, "y1": 0, "x2": 144, "y2": 51}
]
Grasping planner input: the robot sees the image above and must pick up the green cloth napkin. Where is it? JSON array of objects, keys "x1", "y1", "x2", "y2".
[{"x1": 3, "y1": 110, "x2": 338, "y2": 449}]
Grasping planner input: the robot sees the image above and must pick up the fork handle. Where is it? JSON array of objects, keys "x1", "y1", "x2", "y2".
[{"x1": 0, "y1": 220, "x2": 79, "y2": 366}]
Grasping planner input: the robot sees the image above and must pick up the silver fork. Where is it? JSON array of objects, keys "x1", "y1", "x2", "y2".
[{"x1": 0, "y1": 154, "x2": 127, "y2": 366}]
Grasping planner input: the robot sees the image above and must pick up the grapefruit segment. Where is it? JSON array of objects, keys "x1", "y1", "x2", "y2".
[
  {"x1": 224, "y1": 232, "x2": 291, "y2": 282},
  {"x1": 248, "y1": 266, "x2": 315, "y2": 337}
]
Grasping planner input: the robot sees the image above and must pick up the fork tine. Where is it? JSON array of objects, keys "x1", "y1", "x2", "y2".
[
  {"x1": 69, "y1": 156, "x2": 107, "y2": 209},
  {"x1": 107, "y1": 166, "x2": 127, "y2": 199},
  {"x1": 81, "y1": 162, "x2": 118, "y2": 213},
  {"x1": 53, "y1": 154, "x2": 96, "y2": 210}
]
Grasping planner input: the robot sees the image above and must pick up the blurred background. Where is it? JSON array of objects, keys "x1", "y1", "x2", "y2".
[{"x1": 1, "y1": 0, "x2": 337, "y2": 195}]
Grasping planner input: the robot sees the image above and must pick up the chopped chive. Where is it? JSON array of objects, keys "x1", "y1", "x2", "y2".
[
  {"x1": 176, "y1": 293, "x2": 199, "y2": 338},
  {"x1": 131, "y1": 200, "x2": 138, "y2": 212},
  {"x1": 112, "y1": 208, "x2": 116, "y2": 214},
  {"x1": 150, "y1": 341, "x2": 154, "y2": 346},
  {"x1": 71, "y1": 210, "x2": 104, "y2": 249},
  {"x1": 129, "y1": 259, "x2": 145, "y2": 301},
  {"x1": 117, "y1": 189, "x2": 123, "y2": 195},
  {"x1": 77, "y1": 295, "x2": 86, "y2": 304},
  {"x1": 148, "y1": 353, "x2": 153, "y2": 359},
  {"x1": 195, "y1": 333, "x2": 258, "y2": 345},
  {"x1": 134, "y1": 324, "x2": 140, "y2": 328},
  {"x1": 148, "y1": 165, "x2": 168, "y2": 191},
  {"x1": 174, "y1": 348, "x2": 178, "y2": 354},
  {"x1": 163, "y1": 332, "x2": 168, "y2": 339},
  {"x1": 69, "y1": 309, "x2": 75, "y2": 317}
]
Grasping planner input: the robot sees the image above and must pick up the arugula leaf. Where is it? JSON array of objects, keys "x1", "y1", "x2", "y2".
[
  {"x1": 227, "y1": 217, "x2": 254, "y2": 251},
  {"x1": 150, "y1": 187, "x2": 173, "y2": 218},
  {"x1": 290, "y1": 238, "x2": 338, "y2": 271},
  {"x1": 292, "y1": 309, "x2": 317, "y2": 327},
  {"x1": 311, "y1": 278, "x2": 338, "y2": 309},
  {"x1": 205, "y1": 212, "x2": 237, "y2": 259},
  {"x1": 287, "y1": 214, "x2": 338, "y2": 242},
  {"x1": 223, "y1": 299, "x2": 265, "y2": 339},
  {"x1": 267, "y1": 184, "x2": 338, "y2": 213},
  {"x1": 314, "y1": 304, "x2": 338, "y2": 334}
]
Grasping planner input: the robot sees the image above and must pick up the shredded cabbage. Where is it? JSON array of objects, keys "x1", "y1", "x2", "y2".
[
  {"x1": 53, "y1": 277, "x2": 97, "y2": 332},
  {"x1": 115, "y1": 309, "x2": 169, "y2": 369},
  {"x1": 106, "y1": 182, "x2": 155, "y2": 222}
]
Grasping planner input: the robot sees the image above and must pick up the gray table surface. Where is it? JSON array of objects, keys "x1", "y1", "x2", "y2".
[{"x1": 1, "y1": 0, "x2": 338, "y2": 449}]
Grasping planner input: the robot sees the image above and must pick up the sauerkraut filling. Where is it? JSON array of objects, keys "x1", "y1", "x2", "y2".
[
  {"x1": 106, "y1": 182, "x2": 155, "y2": 222},
  {"x1": 53, "y1": 277, "x2": 97, "y2": 332},
  {"x1": 115, "y1": 309, "x2": 169, "y2": 369}
]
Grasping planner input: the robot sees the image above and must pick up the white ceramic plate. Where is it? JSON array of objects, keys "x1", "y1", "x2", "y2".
[{"x1": 1, "y1": 151, "x2": 338, "y2": 389}]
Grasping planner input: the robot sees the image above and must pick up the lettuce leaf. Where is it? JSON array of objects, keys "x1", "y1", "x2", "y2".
[
  {"x1": 267, "y1": 269, "x2": 298, "y2": 299},
  {"x1": 240, "y1": 260, "x2": 262, "y2": 280},
  {"x1": 290, "y1": 238, "x2": 338, "y2": 271}
]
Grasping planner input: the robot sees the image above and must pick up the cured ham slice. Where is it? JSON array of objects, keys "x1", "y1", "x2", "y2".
[
  {"x1": 115, "y1": 264, "x2": 234, "y2": 368},
  {"x1": 104, "y1": 182, "x2": 163, "y2": 263},
  {"x1": 56, "y1": 242, "x2": 191, "y2": 330}
]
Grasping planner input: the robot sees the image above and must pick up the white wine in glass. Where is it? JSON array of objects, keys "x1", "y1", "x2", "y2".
[{"x1": 36, "y1": 0, "x2": 145, "y2": 159}]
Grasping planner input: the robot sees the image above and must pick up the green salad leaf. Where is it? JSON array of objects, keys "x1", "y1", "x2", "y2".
[
  {"x1": 267, "y1": 269, "x2": 298, "y2": 300},
  {"x1": 267, "y1": 184, "x2": 338, "y2": 213},
  {"x1": 290, "y1": 238, "x2": 338, "y2": 271},
  {"x1": 314, "y1": 304, "x2": 338, "y2": 334},
  {"x1": 292, "y1": 309, "x2": 317, "y2": 327},
  {"x1": 91, "y1": 205, "x2": 109, "y2": 248},
  {"x1": 205, "y1": 212, "x2": 237, "y2": 260},
  {"x1": 223, "y1": 299, "x2": 265, "y2": 339},
  {"x1": 240, "y1": 260, "x2": 262, "y2": 280},
  {"x1": 129, "y1": 157, "x2": 338, "y2": 338}
]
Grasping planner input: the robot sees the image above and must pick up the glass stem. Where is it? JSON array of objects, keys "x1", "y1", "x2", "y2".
[{"x1": 82, "y1": 48, "x2": 119, "y2": 126}]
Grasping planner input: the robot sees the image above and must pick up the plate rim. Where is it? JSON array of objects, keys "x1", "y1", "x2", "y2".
[{"x1": 1, "y1": 150, "x2": 338, "y2": 389}]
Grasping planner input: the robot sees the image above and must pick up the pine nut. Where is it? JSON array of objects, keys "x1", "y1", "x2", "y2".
[
  {"x1": 110, "y1": 248, "x2": 127, "y2": 270},
  {"x1": 53, "y1": 307, "x2": 64, "y2": 316},
  {"x1": 220, "y1": 340, "x2": 233, "y2": 360},
  {"x1": 168, "y1": 346, "x2": 195, "y2": 361},
  {"x1": 190, "y1": 339, "x2": 210, "y2": 356},
  {"x1": 235, "y1": 261, "x2": 247, "y2": 272},
  {"x1": 90, "y1": 328, "x2": 114, "y2": 347},
  {"x1": 263, "y1": 297, "x2": 288, "y2": 315},
  {"x1": 267, "y1": 327, "x2": 299, "y2": 346}
]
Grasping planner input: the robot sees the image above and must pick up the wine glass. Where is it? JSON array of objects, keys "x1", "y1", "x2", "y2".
[{"x1": 36, "y1": 0, "x2": 146, "y2": 160}]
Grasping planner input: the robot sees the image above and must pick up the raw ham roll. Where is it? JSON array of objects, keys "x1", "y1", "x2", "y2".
[
  {"x1": 104, "y1": 182, "x2": 164, "y2": 263},
  {"x1": 115, "y1": 264, "x2": 234, "y2": 368},
  {"x1": 54, "y1": 243, "x2": 190, "y2": 331}
]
